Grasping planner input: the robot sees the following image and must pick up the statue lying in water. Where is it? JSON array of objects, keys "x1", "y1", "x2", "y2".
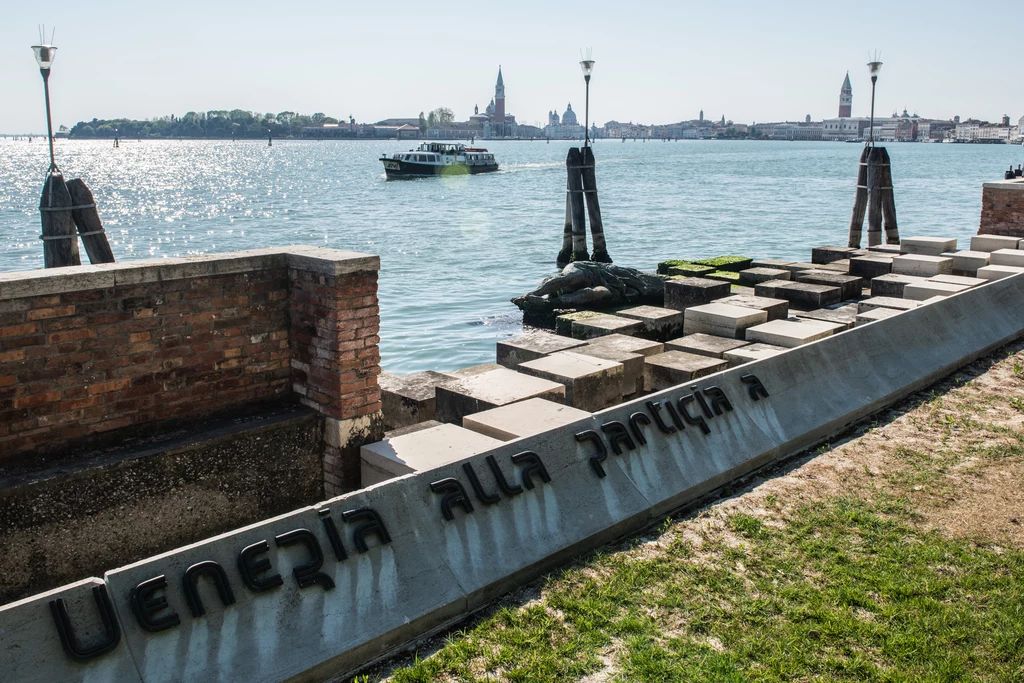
[{"x1": 511, "y1": 261, "x2": 664, "y2": 313}]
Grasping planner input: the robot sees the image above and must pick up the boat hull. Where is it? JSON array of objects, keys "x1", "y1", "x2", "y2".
[{"x1": 381, "y1": 158, "x2": 498, "y2": 179}]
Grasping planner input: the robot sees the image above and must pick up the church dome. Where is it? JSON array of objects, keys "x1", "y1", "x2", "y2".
[{"x1": 562, "y1": 103, "x2": 578, "y2": 126}]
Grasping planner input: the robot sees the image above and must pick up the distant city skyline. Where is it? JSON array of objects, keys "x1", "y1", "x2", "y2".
[{"x1": 1, "y1": 1, "x2": 1021, "y2": 134}]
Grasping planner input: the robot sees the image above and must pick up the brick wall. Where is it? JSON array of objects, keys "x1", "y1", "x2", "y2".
[
  {"x1": 979, "y1": 179, "x2": 1024, "y2": 237},
  {"x1": 0, "y1": 247, "x2": 381, "y2": 493}
]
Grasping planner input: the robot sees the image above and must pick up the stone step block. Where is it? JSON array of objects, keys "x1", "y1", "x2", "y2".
[
  {"x1": 571, "y1": 344, "x2": 645, "y2": 397},
  {"x1": 617, "y1": 305, "x2": 685, "y2": 342},
  {"x1": 903, "y1": 281, "x2": 971, "y2": 301},
  {"x1": 379, "y1": 370, "x2": 451, "y2": 430},
  {"x1": 753, "y1": 280, "x2": 842, "y2": 311},
  {"x1": 849, "y1": 255, "x2": 893, "y2": 280},
  {"x1": 643, "y1": 351, "x2": 728, "y2": 392},
  {"x1": 463, "y1": 397, "x2": 591, "y2": 441},
  {"x1": 568, "y1": 313, "x2": 644, "y2": 340},
  {"x1": 857, "y1": 296, "x2": 921, "y2": 313},
  {"x1": 443, "y1": 363, "x2": 504, "y2": 379},
  {"x1": 682, "y1": 302, "x2": 768, "y2": 339},
  {"x1": 970, "y1": 234, "x2": 1021, "y2": 252},
  {"x1": 518, "y1": 351, "x2": 624, "y2": 412},
  {"x1": 989, "y1": 248, "x2": 1024, "y2": 268},
  {"x1": 738, "y1": 267, "x2": 791, "y2": 286},
  {"x1": 794, "y1": 271, "x2": 864, "y2": 301},
  {"x1": 813, "y1": 261, "x2": 852, "y2": 273},
  {"x1": 361, "y1": 423, "x2": 504, "y2": 486},
  {"x1": 928, "y1": 274, "x2": 986, "y2": 288},
  {"x1": 581, "y1": 333, "x2": 665, "y2": 357},
  {"x1": 717, "y1": 294, "x2": 790, "y2": 321},
  {"x1": 750, "y1": 258, "x2": 794, "y2": 270},
  {"x1": 792, "y1": 303, "x2": 858, "y2": 331},
  {"x1": 855, "y1": 307, "x2": 902, "y2": 326},
  {"x1": 744, "y1": 318, "x2": 844, "y2": 348},
  {"x1": 977, "y1": 265, "x2": 1024, "y2": 281},
  {"x1": 435, "y1": 368, "x2": 565, "y2": 424},
  {"x1": 891, "y1": 254, "x2": 953, "y2": 277},
  {"x1": 496, "y1": 331, "x2": 587, "y2": 369},
  {"x1": 664, "y1": 277, "x2": 731, "y2": 311},
  {"x1": 940, "y1": 250, "x2": 990, "y2": 275},
  {"x1": 900, "y1": 236, "x2": 957, "y2": 256},
  {"x1": 773, "y1": 261, "x2": 820, "y2": 276},
  {"x1": 811, "y1": 245, "x2": 859, "y2": 264},
  {"x1": 723, "y1": 342, "x2": 788, "y2": 367},
  {"x1": 665, "y1": 333, "x2": 750, "y2": 359},
  {"x1": 868, "y1": 273, "x2": 927, "y2": 298},
  {"x1": 867, "y1": 244, "x2": 902, "y2": 255}
]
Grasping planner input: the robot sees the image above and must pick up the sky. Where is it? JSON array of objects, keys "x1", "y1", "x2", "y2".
[{"x1": 2, "y1": 0, "x2": 1021, "y2": 133}]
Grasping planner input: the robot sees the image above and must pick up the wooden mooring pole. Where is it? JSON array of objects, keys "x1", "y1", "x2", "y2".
[
  {"x1": 557, "y1": 193, "x2": 573, "y2": 266},
  {"x1": 39, "y1": 172, "x2": 81, "y2": 268},
  {"x1": 848, "y1": 145, "x2": 900, "y2": 248},
  {"x1": 566, "y1": 147, "x2": 590, "y2": 262},
  {"x1": 559, "y1": 146, "x2": 612, "y2": 263},
  {"x1": 866, "y1": 146, "x2": 884, "y2": 247},
  {"x1": 878, "y1": 147, "x2": 900, "y2": 244},
  {"x1": 581, "y1": 146, "x2": 611, "y2": 263},
  {"x1": 847, "y1": 146, "x2": 869, "y2": 248},
  {"x1": 66, "y1": 179, "x2": 116, "y2": 264}
]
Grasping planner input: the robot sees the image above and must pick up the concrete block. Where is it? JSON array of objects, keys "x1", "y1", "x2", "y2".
[
  {"x1": 811, "y1": 246, "x2": 858, "y2": 264},
  {"x1": 744, "y1": 318, "x2": 844, "y2": 348},
  {"x1": 665, "y1": 333, "x2": 750, "y2": 359},
  {"x1": 814, "y1": 260, "x2": 852, "y2": 273},
  {"x1": 855, "y1": 307, "x2": 902, "y2": 326},
  {"x1": 442, "y1": 363, "x2": 504, "y2": 379},
  {"x1": 749, "y1": 259, "x2": 794, "y2": 270},
  {"x1": 970, "y1": 234, "x2": 1021, "y2": 252},
  {"x1": 682, "y1": 303, "x2": 767, "y2": 340},
  {"x1": 738, "y1": 268, "x2": 790, "y2": 287},
  {"x1": 722, "y1": 342, "x2": 787, "y2": 366},
  {"x1": 570, "y1": 314, "x2": 644, "y2": 340},
  {"x1": 868, "y1": 273, "x2": 928, "y2": 298},
  {"x1": 753, "y1": 281, "x2": 842, "y2": 311},
  {"x1": 903, "y1": 281, "x2": 971, "y2": 301},
  {"x1": 496, "y1": 331, "x2": 587, "y2": 369},
  {"x1": 361, "y1": 423, "x2": 505, "y2": 485},
  {"x1": 643, "y1": 351, "x2": 728, "y2": 392},
  {"x1": 794, "y1": 271, "x2": 864, "y2": 301},
  {"x1": 792, "y1": 304, "x2": 858, "y2": 331},
  {"x1": 518, "y1": 351, "x2": 624, "y2": 412},
  {"x1": 581, "y1": 333, "x2": 665, "y2": 358},
  {"x1": 867, "y1": 244, "x2": 902, "y2": 255},
  {"x1": 571, "y1": 345, "x2": 645, "y2": 397},
  {"x1": 849, "y1": 255, "x2": 893, "y2": 280},
  {"x1": 928, "y1": 274, "x2": 986, "y2": 288},
  {"x1": 663, "y1": 277, "x2": 731, "y2": 311},
  {"x1": 857, "y1": 296, "x2": 921, "y2": 313},
  {"x1": 717, "y1": 294, "x2": 790, "y2": 321},
  {"x1": 0, "y1": 577, "x2": 142, "y2": 683},
  {"x1": 900, "y1": 236, "x2": 957, "y2": 256},
  {"x1": 435, "y1": 368, "x2": 565, "y2": 424},
  {"x1": 941, "y1": 250, "x2": 990, "y2": 275},
  {"x1": 977, "y1": 265, "x2": 1024, "y2": 281},
  {"x1": 892, "y1": 254, "x2": 954, "y2": 277},
  {"x1": 462, "y1": 398, "x2": 591, "y2": 441},
  {"x1": 379, "y1": 371, "x2": 449, "y2": 430},
  {"x1": 773, "y1": 262, "x2": 820, "y2": 276},
  {"x1": 617, "y1": 305, "x2": 685, "y2": 342},
  {"x1": 989, "y1": 248, "x2": 1024, "y2": 268}
]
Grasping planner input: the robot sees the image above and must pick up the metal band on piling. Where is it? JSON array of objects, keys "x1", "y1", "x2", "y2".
[
  {"x1": 40, "y1": 203, "x2": 96, "y2": 212},
  {"x1": 40, "y1": 228, "x2": 105, "y2": 240}
]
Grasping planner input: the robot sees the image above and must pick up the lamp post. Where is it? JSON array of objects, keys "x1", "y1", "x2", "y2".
[
  {"x1": 31, "y1": 41, "x2": 58, "y2": 172},
  {"x1": 867, "y1": 54, "x2": 882, "y2": 147},
  {"x1": 580, "y1": 53, "x2": 595, "y2": 148}
]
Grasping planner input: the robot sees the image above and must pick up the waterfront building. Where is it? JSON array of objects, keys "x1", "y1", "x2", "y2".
[
  {"x1": 839, "y1": 72, "x2": 853, "y2": 118},
  {"x1": 543, "y1": 104, "x2": 585, "y2": 139},
  {"x1": 480, "y1": 67, "x2": 518, "y2": 139}
]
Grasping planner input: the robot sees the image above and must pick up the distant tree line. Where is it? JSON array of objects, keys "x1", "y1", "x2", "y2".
[{"x1": 68, "y1": 110, "x2": 342, "y2": 139}]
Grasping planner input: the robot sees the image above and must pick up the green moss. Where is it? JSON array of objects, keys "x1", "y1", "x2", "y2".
[
  {"x1": 657, "y1": 259, "x2": 692, "y2": 275},
  {"x1": 705, "y1": 270, "x2": 740, "y2": 282},
  {"x1": 667, "y1": 264, "x2": 715, "y2": 278},
  {"x1": 559, "y1": 310, "x2": 604, "y2": 321},
  {"x1": 693, "y1": 255, "x2": 753, "y2": 272}
]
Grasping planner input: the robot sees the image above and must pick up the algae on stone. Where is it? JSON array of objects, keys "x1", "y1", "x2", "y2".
[{"x1": 693, "y1": 255, "x2": 753, "y2": 272}]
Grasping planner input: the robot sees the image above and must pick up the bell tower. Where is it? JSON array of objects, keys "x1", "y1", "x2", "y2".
[
  {"x1": 839, "y1": 72, "x2": 853, "y2": 118},
  {"x1": 494, "y1": 66, "x2": 506, "y2": 137}
]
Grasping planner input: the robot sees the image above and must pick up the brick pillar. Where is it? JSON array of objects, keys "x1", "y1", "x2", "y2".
[
  {"x1": 979, "y1": 179, "x2": 1024, "y2": 237},
  {"x1": 286, "y1": 251, "x2": 383, "y2": 496}
]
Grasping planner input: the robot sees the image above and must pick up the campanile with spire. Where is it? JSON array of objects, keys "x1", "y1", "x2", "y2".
[
  {"x1": 494, "y1": 66, "x2": 506, "y2": 137},
  {"x1": 839, "y1": 72, "x2": 853, "y2": 118}
]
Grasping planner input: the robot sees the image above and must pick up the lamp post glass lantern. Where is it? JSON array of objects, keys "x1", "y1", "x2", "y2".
[
  {"x1": 867, "y1": 53, "x2": 882, "y2": 146},
  {"x1": 31, "y1": 38, "x2": 59, "y2": 172},
  {"x1": 580, "y1": 51, "x2": 595, "y2": 147}
]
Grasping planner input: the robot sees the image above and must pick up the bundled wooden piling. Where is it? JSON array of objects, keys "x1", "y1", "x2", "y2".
[
  {"x1": 39, "y1": 173, "x2": 82, "y2": 268},
  {"x1": 581, "y1": 146, "x2": 611, "y2": 263},
  {"x1": 566, "y1": 147, "x2": 590, "y2": 262},
  {"x1": 866, "y1": 146, "x2": 884, "y2": 247},
  {"x1": 66, "y1": 179, "x2": 116, "y2": 264},
  {"x1": 848, "y1": 145, "x2": 900, "y2": 247},
  {"x1": 847, "y1": 146, "x2": 869, "y2": 248},
  {"x1": 557, "y1": 193, "x2": 573, "y2": 266},
  {"x1": 878, "y1": 147, "x2": 900, "y2": 244}
]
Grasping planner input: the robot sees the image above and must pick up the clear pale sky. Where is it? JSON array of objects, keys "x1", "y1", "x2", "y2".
[{"x1": 2, "y1": 0, "x2": 1020, "y2": 133}]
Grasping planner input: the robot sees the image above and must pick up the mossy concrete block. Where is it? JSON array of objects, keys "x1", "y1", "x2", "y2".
[
  {"x1": 692, "y1": 255, "x2": 752, "y2": 272},
  {"x1": 518, "y1": 351, "x2": 624, "y2": 412},
  {"x1": 977, "y1": 265, "x2": 1024, "y2": 281},
  {"x1": 794, "y1": 271, "x2": 864, "y2": 301},
  {"x1": 722, "y1": 342, "x2": 787, "y2": 366},
  {"x1": 656, "y1": 259, "x2": 691, "y2": 275},
  {"x1": 869, "y1": 273, "x2": 928, "y2": 298},
  {"x1": 989, "y1": 248, "x2": 1024, "y2": 268},
  {"x1": 665, "y1": 333, "x2": 750, "y2": 359},
  {"x1": 554, "y1": 310, "x2": 604, "y2": 337},
  {"x1": 664, "y1": 277, "x2": 731, "y2": 311},
  {"x1": 361, "y1": 423, "x2": 504, "y2": 485},
  {"x1": 903, "y1": 281, "x2": 971, "y2": 301},
  {"x1": 811, "y1": 246, "x2": 858, "y2": 264},
  {"x1": 379, "y1": 371, "x2": 451, "y2": 430},
  {"x1": 643, "y1": 351, "x2": 728, "y2": 392},
  {"x1": 753, "y1": 281, "x2": 842, "y2": 311},
  {"x1": 705, "y1": 270, "x2": 741, "y2": 284},
  {"x1": 738, "y1": 267, "x2": 790, "y2": 287},
  {"x1": 617, "y1": 305, "x2": 685, "y2": 342},
  {"x1": 892, "y1": 254, "x2": 953, "y2": 277},
  {"x1": 667, "y1": 264, "x2": 715, "y2": 278},
  {"x1": 571, "y1": 313, "x2": 644, "y2": 340},
  {"x1": 745, "y1": 318, "x2": 844, "y2": 348},
  {"x1": 900, "y1": 236, "x2": 957, "y2": 256},
  {"x1": 496, "y1": 331, "x2": 587, "y2": 369},
  {"x1": 857, "y1": 296, "x2": 921, "y2": 313},
  {"x1": 683, "y1": 302, "x2": 768, "y2": 339},
  {"x1": 435, "y1": 368, "x2": 565, "y2": 424},
  {"x1": 462, "y1": 398, "x2": 591, "y2": 441},
  {"x1": 717, "y1": 294, "x2": 790, "y2": 321},
  {"x1": 970, "y1": 234, "x2": 1021, "y2": 252},
  {"x1": 849, "y1": 255, "x2": 893, "y2": 281}
]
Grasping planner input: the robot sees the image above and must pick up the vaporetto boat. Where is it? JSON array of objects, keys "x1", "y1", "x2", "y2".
[{"x1": 380, "y1": 142, "x2": 498, "y2": 179}]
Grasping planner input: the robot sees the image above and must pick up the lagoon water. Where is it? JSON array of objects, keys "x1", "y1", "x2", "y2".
[{"x1": 1, "y1": 138, "x2": 1021, "y2": 373}]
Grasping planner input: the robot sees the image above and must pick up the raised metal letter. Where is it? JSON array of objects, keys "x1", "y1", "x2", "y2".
[
  {"x1": 275, "y1": 529, "x2": 335, "y2": 590},
  {"x1": 183, "y1": 561, "x2": 235, "y2": 618},
  {"x1": 575, "y1": 430, "x2": 608, "y2": 478},
  {"x1": 678, "y1": 395, "x2": 711, "y2": 435},
  {"x1": 341, "y1": 507, "x2": 393, "y2": 553},
  {"x1": 645, "y1": 400, "x2": 676, "y2": 434},
  {"x1": 690, "y1": 386, "x2": 715, "y2": 419},
  {"x1": 463, "y1": 462, "x2": 501, "y2": 505},
  {"x1": 318, "y1": 508, "x2": 348, "y2": 561},
  {"x1": 430, "y1": 478, "x2": 475, "y2": 520},
  {"x1": 741, "y1": 374, "x2": 770, "y2": 401},
  {"x1": 49, "y1": 586, "x2": 121, "y2": 661},
  {"x1": 238, "y1": 540, "x2": 284, "y2": 593},
  {"x1": 511, "y1": 451, "x2": 551, "y2": 489},
  {"x1": 628, "y1": 412, "x2": 651, "y2": 445},
  {"x1": 664, "y1": 401, "x2": 686, "y2": 430},
  {"x1": 129, "y1": 575, "x2": 180, "y2": 632},
  {"x1": 601, "y1": 421, "x2": 636, "y2": 455},
  {"x1": 486, "y1": 454, "x2": 524, "y2": 496},
  {"x1": 701, "y1": 386, "x2": 733, "y2": 415}
]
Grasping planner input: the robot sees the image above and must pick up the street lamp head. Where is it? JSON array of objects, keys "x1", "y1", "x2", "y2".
[
  {"x1": 580, "y1": 47, "x2": 595, "y2": 83},
  {"x1": 867, "y1": 51, "x2": 882, "y2": 77},
  {"x1": 32, "y1": 44, "x2": 57, "y2": 71}
]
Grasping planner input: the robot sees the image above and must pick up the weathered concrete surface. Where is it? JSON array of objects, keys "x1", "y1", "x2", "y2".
[
  {"x1": 811, "y1": 246, "x2": 858, "y2": 264},
  {"x1": 571, "y1": 344, "x2": 645, "y2": 397},
  {"x1": 617, "y1": 305, "x2": 685, "y2": 342},
  {"x1": 717, "y1": 294, "x2": 790, "y2": 321},
  {"x1": 579, "y1": 333, "x2": 664, "y2": 358},
  {"x1": 869, "y1": 273, "x2": 927, "y2": 298},
  {"x1": 361, "y1": 423, "x2": 504, "y2": 484},
  {"x1": 442, "y1": 363, "x2": 504, "y2": 379},
  {"x1": 495, "y1": 332, "x2": 586, "y2": 370},
  {"x1": 867, "y1": 244, "x2": 902, "y2": 255},
  {"x1": 463, "y1": 398, "x2": 592, "y2": 441},
  {"x1": 857, "y1": 296, "x2": 921, "y2": 313},
  {"x1": 892, "y1": 254, "x2": 953, "y2": 277},
  {"x1": 794, "y1": 271, "x2": 864, "y2": 301},
  {"x1": 664, "y1": 278, "x2": 730, "y2": 311},
  {"x1": 970, "y1": 234, "x2": 1021, "y2": 252},
  {"x1": 989, "y1": 248, "x2": 1024, "y2": 268},
  {"x1": 849, "y1": 254, "x2": 893, "y2": 280},
  {"x1": 643, "y1": 351, "x2": 728, "y2": 391},
  {"x1": 900, "y1": 236, "x2": 957, "y2": 256},
  {"x1": 929, "y1": 274, "x2": 985, "y2": 288},
  {"x1": 738, "y1": 268, "x2": 791, "y2": 287},
  {"x1": 773, "y1": 262, "x2": 820, "y2": 276},
  {"x1": 683, "y1": 303, "x2": 767, "y2": 339},
  {"x1": 723, "y1": 342, "x2": 787, "y2": 366},
  {"x1": 379, "y1": 371, "x2": 450, "y2": 430},
  {"x1": 855, "y1": 307, "x2": 903, "y2": 326},
  {"x1": 753, "y1": 281, "x2": 842, "y2": 311},
  {"x1": 903, "y1": 281, "x2": 971, "y2": 301},
  {"x1": 749, "y1": 259, "x2": 795, "y2": 270},
  {"x1": 0, "y1": 577, "x2": 142, "y2": 683},
  {"x1": 518, "y1": 351, "x2": 624, "y2": 412},
  {"x1": 942, "y1": 250, "x2": 990, "y2": 276},
  {"x1": 977, "y1": 265, "x2": 1024, "y2": 281},
  {"x1": 435, "y1": 368, "x2": 565, "y2": 424},
  {"x1": 666, "y1": 333, "x2": 750, "y2": 359},
  {"x1": 792, "y1": 304, "x2": 858, "y2": 331},
  {"x1": 745, "y1": 319, "x2": 844, "y2": 348},
  {"x1": 571, "y1": 313, "x2": 644, "y2": 340}
]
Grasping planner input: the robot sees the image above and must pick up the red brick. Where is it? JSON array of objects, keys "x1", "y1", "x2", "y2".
[
  {"x1": 87, "y1": 378, "x2": 131, "y2": 395},
  {"x1": 129, "y1": 331, "x2": 151, "y2": 344},
  {"x1": 0, "y1": 322, "x2": 40, "y2": 339},
  {"x1": 13, "y1": 390, "x2": 61, "y2": 409},
  {"x1": 48, "y1": 328, "x2": 96, "y2": 344},
  {"x1": 26, "y1": 305, "x2": 75, "y2": 321}
]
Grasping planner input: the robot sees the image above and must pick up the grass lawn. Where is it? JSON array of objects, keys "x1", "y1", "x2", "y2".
[{"x1": 369, "y1": 343, "x2": 1024, "y2": 683}]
